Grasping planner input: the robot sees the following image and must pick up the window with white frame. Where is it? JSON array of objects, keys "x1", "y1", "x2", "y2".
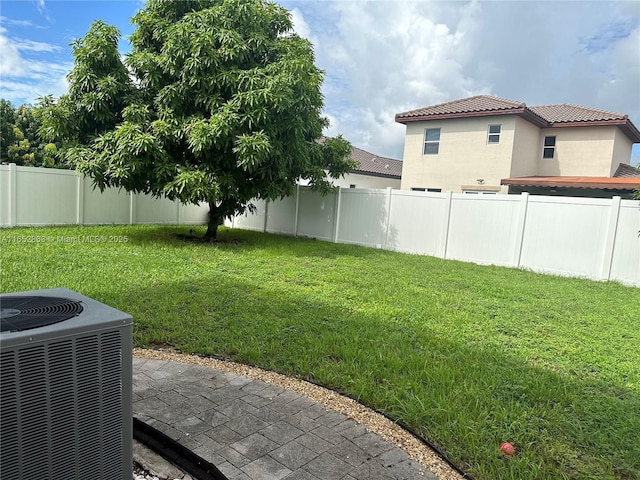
[
  {"x1": 543, "y1": 136, "x2": 556, "y2": 159},
  {"x1": 487, "y1": 124, "x2": 501, "y2": 144},
  {"x1": 423, "y1": 128, "x2": 441, "y2": 155}
]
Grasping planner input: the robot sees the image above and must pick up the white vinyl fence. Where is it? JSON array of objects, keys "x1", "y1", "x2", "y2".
[
  {"x1": 230, "y1": 186, "x2": 640, "y2": 287},
  {"x1": 2, "y1": 164, "x2": 639, "y2": 286},
  {"x1": 0, "y1": 164, "x2": 209, "y2": 227}
]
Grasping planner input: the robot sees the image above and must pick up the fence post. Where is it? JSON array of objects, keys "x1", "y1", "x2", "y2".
[
  {"x1": 76, "y1": 173, "x2": 84, "y2": 225},
  {"x1": 129, "y1": 193, "x2": 135, "y2": 224},
  {"x1": 263, "y1": 199, "x2": 269, "y2": 232},
  {"x1": 333, "y1": 187, "x2": 343, "y2": 244},
  {"x1": 382, "y1": 187, "x2": 393, "y2": 250},
  {"x1": 511, "y1": 192, "x2": 529, "y2": 267},
  {"x1": 8, "y1": 163, "x2": 17, "y2": 227},
  {"x1": 600, "y1": 196, "x2": 622, "y2": 281},
  {"x1": 439, "y1": 191, "x2": 453, "y2": 259},
  {"x1": 294, "y1": 184, "x2": 300, "y2": 237}
]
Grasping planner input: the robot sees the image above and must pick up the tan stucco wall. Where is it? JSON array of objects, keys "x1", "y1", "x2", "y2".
[
  {"x1": 400, "y1": 115, "x2": 518, "y2": 193},
  {"x1": 611, "y1": 128, "x2": 633, "y2": 175},
  {"x1": 510, "y1": 116, "x2": 540, "y2": 177},
  {"x1": 332, "y1": 172, "x2": 401, "y2": 189},
  {"x1": 536, "y1": 126, "x2": 619, "y2": 176}
]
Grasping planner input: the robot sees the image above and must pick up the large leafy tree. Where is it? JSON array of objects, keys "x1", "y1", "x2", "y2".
[
  {"x1": 44, "y1": 0, "x2": 354, "y2": 239},
  {"x1": 1, "y1": 98, "x2": 61, "y2": 167},
  {"x1": 0, "y1": 99, "x2": 17, "y2": 162},
  {"x1": 40, "y1": 21, "x2": 135, "y2": 149}
]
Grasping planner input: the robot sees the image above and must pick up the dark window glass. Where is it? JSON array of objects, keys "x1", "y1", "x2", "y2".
[
  {"x1": 488, "y1": 125, "x2": 501, "y2": 144},
  {"x1": 543, "y1": 136, "x2": 556, "y2": 158},
  {"x1": 425, "y1": 128, "x2": 441, "y2": 142},
  {"x1": 424, "y1": 128, "x2": 441, "y2": 155},
  {"x1": 424, "y1": 143, "x2": 439, "y2": 155}
]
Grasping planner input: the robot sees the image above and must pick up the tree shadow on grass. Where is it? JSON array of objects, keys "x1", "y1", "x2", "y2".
[
  {"x1": 120, "y1": 224, "x2": 390, "y2": 260},
  {"x1": 92, "y1": 275, "x2": 640, "y2": 480}
]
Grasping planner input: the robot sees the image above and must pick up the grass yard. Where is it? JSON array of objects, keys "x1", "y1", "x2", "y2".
[{"x1": 1, "y1": 225, "x2": 638, "y2": 479}]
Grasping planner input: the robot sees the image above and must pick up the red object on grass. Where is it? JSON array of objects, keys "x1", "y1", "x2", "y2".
[{"x1": 499, "y1": 442, "x2": 516, "y2": 456}]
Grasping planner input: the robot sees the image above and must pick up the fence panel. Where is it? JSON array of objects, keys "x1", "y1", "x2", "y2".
[
  {"x1": 386, "y1": 191, "x2": 447, "y2": 256},
  {"x1": 336, "y1": 188, "x2": 388, "y2": 248},
  {"x1": 0, "y1": 165, "x2": 12, "y2": 225},
  {"x1": 266, "y1": 194, "x2": 297, "y2": 235},
  {"x1": 133, "y1": 194, "x2": 180, "y2": 224},
  {"x1": 179, "y1": 202, "x2": 209, "y2": 225},
  {"x1": 609, "y1": 201, "x2": 640, "y2": 285},
  {"x1": 232, "y1": 199, "x2": 267, "y2": 231},
  {"x1": 520, "y1": 196, "x2": 613, "y2": 279},
  {"x1": 296, "y1": 188, "x2": 336, "y2": 242},
  {"x1": 82, "y1": 179, "x2": 131, "y2": 225},
  {"x1": 446, "y1": 194, "x2": 522, "y2": 266},
  {"x1": 16, "y1": 167, "x2": 78, "y2": 225}
]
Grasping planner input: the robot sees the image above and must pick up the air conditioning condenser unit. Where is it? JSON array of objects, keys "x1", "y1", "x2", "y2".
[{"x1": 0, "y1": 288, "x2": 133, "y2": 480}]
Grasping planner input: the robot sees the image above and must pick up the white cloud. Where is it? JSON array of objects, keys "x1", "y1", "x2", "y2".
[
  {"x1": 290, "y1": 8, "x2": 312, "y2": 40},
  {"x1": 0, "y1": 16, "x2": 36, "y2": 27},
  {"x1": 0, "y1": 26, "x2": 71, "y2": 104},
  {"x1": 294, "y1": 0, "x2": 639, "y2": 161},
  {"x1": 12, "y1": 37, "x2": 62, "y2": 53},
  {"x1": 0, "y1": 28, "x2": 27, "y2": 76}
]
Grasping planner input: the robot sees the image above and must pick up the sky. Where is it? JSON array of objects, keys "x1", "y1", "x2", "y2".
[{"x1": 1, "y1": 0, "x2": 639, "y2": 165}]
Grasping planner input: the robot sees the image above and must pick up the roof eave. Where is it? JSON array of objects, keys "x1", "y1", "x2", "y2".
[
  {"x1": 541, "y1": 119, "x2": 640, "y2": 143},
  {"x1": 501, "y1": 177, "x2": 640, "y2": 190},
  {"x1": 351, "y1": 170, "x2": 402, "y2": 179},
  {"x1": 395, "y1": 107, "x2": 548, "y2": 128},
  {"x1": 395, "y1": 108, "x2": 525, "y2": 124}
]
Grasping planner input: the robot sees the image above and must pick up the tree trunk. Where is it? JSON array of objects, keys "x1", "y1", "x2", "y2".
[{"x1": 204, "y1": 201, "x2": 222, "y2": 240}]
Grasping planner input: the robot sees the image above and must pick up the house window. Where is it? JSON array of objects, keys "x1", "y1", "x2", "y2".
[
  {"x1": 463, "y1": 190, "x2": 498, "y2": 195},
  {"x1": 423, "y1": 128, "x2": 441, "y2": 155},
  {"x1": 487, "y1": 124, "x2": 501, "y2": 144},
  {"x1": 349, "y1": 184, "x2": 356, "y2": 189},
  {"x1": 543, "y1": 136, "x2": 556, "y2": 159},
  {"x1": 411, "y1": 187, "x2": 441, "y2": 193}
]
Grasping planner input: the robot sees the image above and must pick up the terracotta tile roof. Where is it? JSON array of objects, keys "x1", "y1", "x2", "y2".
[
  {"x1": 501, "y1": 176, "x2": 640, "y2": 190},
  {"x1": 350, "y1": 145, "x2": 402, "y2": 178},
  {"x1": 395, "y1": 95, "x2": 526, "y2": 119},
  {"x1": 395, "y1": 95, "x2": 640, "y2": 142},
  {"x1": 613, "y1": 163, "x2": 640, "y2": 178},
  {"x1": 529, "y1": 104, "x2": 627, "y2": 123}
]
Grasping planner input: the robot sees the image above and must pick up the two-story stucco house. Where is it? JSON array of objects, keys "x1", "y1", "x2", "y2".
[{"x1": 395, "y1": 95, "x2": 640, "y2": 196}]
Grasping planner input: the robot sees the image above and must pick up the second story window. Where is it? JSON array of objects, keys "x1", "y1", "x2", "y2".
[
  {"x1": 543, "y1": 136, "x2": 556, "y2": 159},
  {"x1": 424, "y1": 128, "x2": 441, "y2": 155},
  {"x1": 487, "y1": 124, "x2": 501, "y2": 144}
]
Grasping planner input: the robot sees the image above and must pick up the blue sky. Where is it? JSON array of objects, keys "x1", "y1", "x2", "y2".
[{"x1": 1, "y1": 0, "x2": 639, "y2": 165}]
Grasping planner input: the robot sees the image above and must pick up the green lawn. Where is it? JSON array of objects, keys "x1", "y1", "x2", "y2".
[{"x1": 1, "y1": 225, "x2": 638, "y2": 479}]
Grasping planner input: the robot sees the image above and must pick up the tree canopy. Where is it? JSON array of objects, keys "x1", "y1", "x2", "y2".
[
  {"x1": 42, "y1": 0, "x2": 354, "y2": 238},
  {"x1": 1, "y1": 98, "x2": 61, "y2": 167}
]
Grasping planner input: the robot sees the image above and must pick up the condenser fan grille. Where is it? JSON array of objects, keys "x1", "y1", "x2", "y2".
[{"x1": 0, "y1": 296, "x2": 84, "y2": 332}]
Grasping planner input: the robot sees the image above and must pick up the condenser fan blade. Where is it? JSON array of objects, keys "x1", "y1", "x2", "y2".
[{"x1": 0, "y1": 296, "x2": 84, "y2": 332}]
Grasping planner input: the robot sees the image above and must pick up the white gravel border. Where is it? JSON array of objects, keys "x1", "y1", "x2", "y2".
[{"x1": 134, "y1": 348, "x2": 465, "y2": 480}]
